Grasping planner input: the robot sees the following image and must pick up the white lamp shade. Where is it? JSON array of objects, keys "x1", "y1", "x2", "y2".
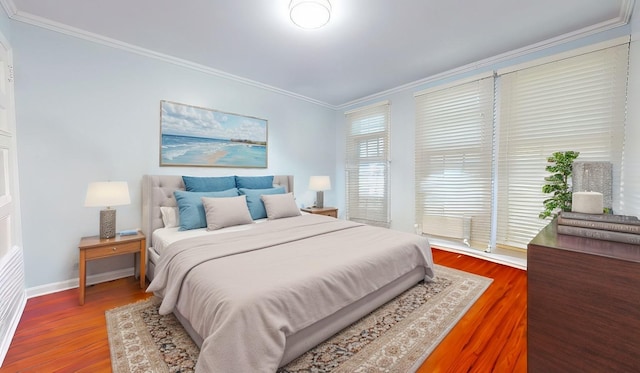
[
  {"x1": 289, "y1": 0, "x2": 331, "y2": 29},
  {"x1": 84, "y1": 181, "x2": 131, "y2": 207},
  {"x1": 309, "y1": 176, "x2": 331, "y2": 191}
]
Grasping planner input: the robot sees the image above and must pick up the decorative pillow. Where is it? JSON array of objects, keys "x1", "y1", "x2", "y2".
[
  {"x1": 261, "y1": 193, "x2": 301, "y2": 220},
  {"x1": 174, "y1": 188, "x2": 239, "y2": 230},
  {"x1": 238, "y1": 186, "x2": 286, "y2": 220},
  {"x1": 160, "y1": 206, "x2": 179, "y2": 228},
  {"x1": 235, "y1": 175, "x2": 274, "y2": 189},
  {"x1": 202, "y1": 195, "x2": 253, "y2": 230},
  {"x1": 183, "y1": 175, "x2": 237, "y2": 192}
]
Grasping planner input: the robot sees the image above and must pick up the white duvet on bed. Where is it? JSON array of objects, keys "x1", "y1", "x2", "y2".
[
  {"x1": 153, "y1": 224, "x2": 249, "y2": 256},
  {"x1": 151, "y1": 214, "x2": 309, "y2": 255},
  {"x1": 148, "y1": 214, "x2": 434, "y2": 373}
]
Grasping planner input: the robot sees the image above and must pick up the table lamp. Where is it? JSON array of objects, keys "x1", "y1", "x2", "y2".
[
  {"x1": 84, "y1": 181, "x2": 131, "y2": 239},
  {"x1": 309, "y1": 176, "x2": 331, "y2": 208}
]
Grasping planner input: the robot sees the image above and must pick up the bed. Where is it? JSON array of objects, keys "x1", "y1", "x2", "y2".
[{"x1": 142, "y1": 174, "x2": 435, "y2": 372}]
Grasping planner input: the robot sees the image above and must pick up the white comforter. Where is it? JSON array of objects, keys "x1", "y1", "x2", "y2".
[{"x1": 147, "y1": 214, "x2": 434, "y2": 372}]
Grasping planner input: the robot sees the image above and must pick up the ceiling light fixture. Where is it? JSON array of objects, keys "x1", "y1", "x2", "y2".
[{"x1": 289, "y1": 0, "x2": 332, "y2": 29}]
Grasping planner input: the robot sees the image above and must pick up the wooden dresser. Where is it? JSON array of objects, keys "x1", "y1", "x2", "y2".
[{"x1": 527, "y1": 221, "x2": 640, "y2": 372}]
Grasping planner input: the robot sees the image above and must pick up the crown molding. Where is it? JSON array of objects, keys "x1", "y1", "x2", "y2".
[
  {"x1": 0, "y1": 0, "x2": 17, "y2": 18},
  {"x1": 1, "y1": 0, "x2": 633, "y2": 110},
  {"x1": 6, "y1": 7, "x2": 337, "y2": 110},
  {"x1": 620, "y1": 0, "x2": 636, "y2": 24},
  {"x1": 338, "y1": 1, "x2": 635, "y2": 110}
]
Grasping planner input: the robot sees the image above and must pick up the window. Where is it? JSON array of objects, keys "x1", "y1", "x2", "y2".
[
  {"x1": 415, "y1": 38, "x2": 629, "y2": 250},
  {"x1": 496, "y1": 42, "x2": 628, "y2": 248},
  {"x1": 345, "y1": 101, "x2": 390, "y2": 227},
  {"x1": 415, "y1": 73, "x2": 495, "y2": 249}
]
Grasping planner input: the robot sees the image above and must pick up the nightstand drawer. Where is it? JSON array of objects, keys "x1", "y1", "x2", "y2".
[
  {"x1": 85, "y1": 241, "x2": 141, "y2": 259},
  {"x1": 78, "y1": 232, "x2": 146, "y2": 305},
  {"x1": 315, "y1": 210, "x2": 337, "y2": 217},
  {"x1": 301, "y1": 207, "x2": 338, "y2": 218}
]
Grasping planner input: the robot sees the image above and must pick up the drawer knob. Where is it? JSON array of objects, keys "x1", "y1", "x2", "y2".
[{"x1": 112, "y1": 247, "x2": 117, "y2": 251}]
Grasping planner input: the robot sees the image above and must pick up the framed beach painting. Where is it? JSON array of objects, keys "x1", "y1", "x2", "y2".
[{"x1": 160, "y1": 100, "x2": 268, "y2": 168}]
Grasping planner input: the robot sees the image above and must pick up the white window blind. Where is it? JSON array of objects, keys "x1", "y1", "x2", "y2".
[
  {"x1": 345, "y1": 101, "x2": 390, "y2": 227},
  {"x1": 414, "y1": 75, "x2": 495, "y2": 249},
  {"x1": 496, "y1": 43, "x2": 628, "y2": 248}
]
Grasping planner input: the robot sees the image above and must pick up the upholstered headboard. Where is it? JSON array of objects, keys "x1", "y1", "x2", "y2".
[{"x1": 141, "y1": 175, "x2": 294, "y2": 249}]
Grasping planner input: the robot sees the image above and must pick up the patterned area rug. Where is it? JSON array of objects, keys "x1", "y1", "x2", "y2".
[{"x1": 106, "y1": 265, "x2": 491, "y2": 373}]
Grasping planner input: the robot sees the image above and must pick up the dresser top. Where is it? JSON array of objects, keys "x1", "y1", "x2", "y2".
[{"x1": 529, "y1": 220, "x2": 640, "y2": 263}]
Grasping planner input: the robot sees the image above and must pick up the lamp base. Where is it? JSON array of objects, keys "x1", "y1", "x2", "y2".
[
  {"x1": 100, "y1": 209, "x2": 116, "y2": 239},
  {"x1": 316, "y1": 191, "x2": 324, "y2": 208}
]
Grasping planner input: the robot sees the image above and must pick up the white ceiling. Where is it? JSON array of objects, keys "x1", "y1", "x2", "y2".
[{"x1": 4, "y1": 0, "x2": 635, "y2": 107}]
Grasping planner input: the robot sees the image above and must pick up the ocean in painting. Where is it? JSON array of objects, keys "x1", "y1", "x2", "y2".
[{"x1": 161, "y1": 134, "x2": 267, "y2": 167}]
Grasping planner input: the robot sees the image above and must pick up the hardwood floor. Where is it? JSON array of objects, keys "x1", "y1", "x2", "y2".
[
  {"x1": 419, "y1": 249, "x2": 528, "y2": 372},
  {"x1": 1, "y1": 277, "x2": 152, "y2": 373},
  {"x1": 1, "y1": 248, "x2": 527, "y2": 372}
]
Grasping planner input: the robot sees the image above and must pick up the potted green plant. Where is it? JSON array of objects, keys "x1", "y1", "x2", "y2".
[{"x1": 539, "y1": 150, "x2": 580, "y2": 220}]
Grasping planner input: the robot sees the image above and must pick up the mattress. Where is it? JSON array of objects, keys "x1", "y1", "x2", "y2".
[
  {"x1": 148, "y1": 225, "x2": 261, "y2": 280},
  {"x1": 151, "y1": 215, "x2": 303, "y2": 256},
  {"x1": 153, "y1": 224, "x2": 252, "y2": 256}
]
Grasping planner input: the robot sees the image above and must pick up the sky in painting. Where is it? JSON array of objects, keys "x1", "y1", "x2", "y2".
[{"x1": 161, "y1": 101, "x2": 267, "y2": 142}]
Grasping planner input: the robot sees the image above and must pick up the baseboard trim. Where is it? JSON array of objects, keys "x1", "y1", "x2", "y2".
[
  {"x1": 25, "y1": 267, "x2": 135, "y2": 299},
  {"x1": 0, "y1": 291, "x2": 25, "y2": 368},
  {"x1": 429, "y1": 238, "x2": 527, "y2": 270}
]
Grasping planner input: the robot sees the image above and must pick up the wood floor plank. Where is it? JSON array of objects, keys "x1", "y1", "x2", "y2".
[
  {"x1": 0, "y1": 276, "x2": 151, "y2": 373},
  {"x1": 418, "y1": 249, "x2": 527, "y2": 373},
  {"x1": 0, "y1": 249, "x2": 527, "y2": 372}
]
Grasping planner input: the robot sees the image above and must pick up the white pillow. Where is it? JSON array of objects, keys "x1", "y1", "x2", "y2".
[
  {"x1": 160, "y1": 206, "x2": 179, "y2": 228},
  {"x1": 202, "y1": 195, "x2": 253, "y2": 230},
  {"x1": 261, "y1": 193, "x2": 301, "y2": 220}
]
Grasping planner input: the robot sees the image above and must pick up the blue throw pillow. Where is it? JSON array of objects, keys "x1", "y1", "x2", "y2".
[
  {"x1": 174, "y1": 188, "x2": 239, "y2": 230},
  {"x1": 235, "y1": 175, "x2": 274, "y2": 189},
  {"x1": 239, "y1": 187, "x2": 285, "y2": 220},
  {"x1": 183, "y1": 176, "x2": 237, "y2": 192}
]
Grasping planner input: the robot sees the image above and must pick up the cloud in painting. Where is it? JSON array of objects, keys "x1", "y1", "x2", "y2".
[{"x1": 161, "y1": 101, "x2": 267, "y2": 142}]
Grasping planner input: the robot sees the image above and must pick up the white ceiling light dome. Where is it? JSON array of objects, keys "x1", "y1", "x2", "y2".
[{"x1": 289, "y1": 0, "x2": 332, "y2": 29}]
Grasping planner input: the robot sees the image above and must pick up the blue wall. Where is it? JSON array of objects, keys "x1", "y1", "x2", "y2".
[
  {"x1": 6, "y1": 1, "x2": 640, "y2": 290},
  {"x1": 12, "y1": 21, "x2": 337, "y2": 288}
]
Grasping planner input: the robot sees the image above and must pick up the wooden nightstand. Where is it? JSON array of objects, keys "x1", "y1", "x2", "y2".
[
  {"x1": 78, "y1": 232, "x2": 146, "y2": 305},
  {"x1": 301, "y1": 207, "x2": 338, "y2": 218}
]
